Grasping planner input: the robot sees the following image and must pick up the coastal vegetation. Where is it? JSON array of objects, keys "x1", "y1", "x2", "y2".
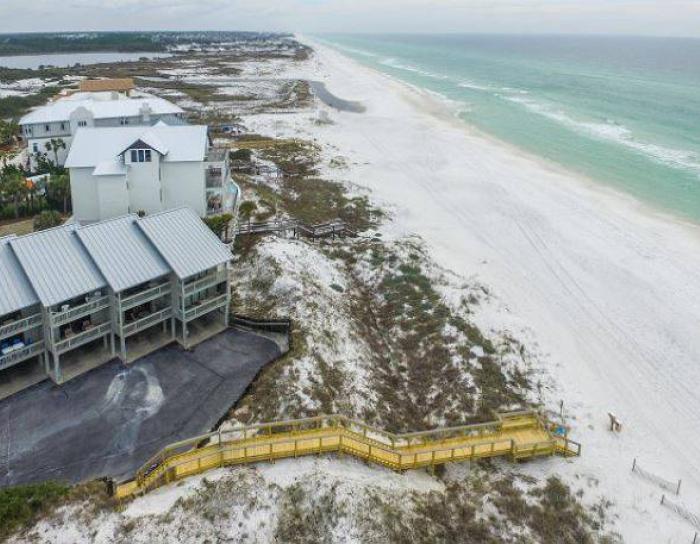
[{"x1": 0, "y1": 34, "x2": 615, "y2": 544}]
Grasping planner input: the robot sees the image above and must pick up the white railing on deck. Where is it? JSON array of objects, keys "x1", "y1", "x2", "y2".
[
  {"x1": 122, "y1": 308, "x2": 172, "y2": 337},
  {"x1": 121, "y1": 283, "x2": 171, "y2": 312},
  {"x1": 179, "y1": 294, "x2": 228, "y2": 322},
  {"x1": 50, "y1": 297, "x2": 110, "y2": 327},
  {"x1": 183, "y1": 270, "x2": 227, "y2": 297},
  {"x1": 0, "y1": 313, "x2": 43, "y2": 340},
  {"x1": 0, "y1": 340, "x2": 44, "y2": 371},
  {"x1": 54, "y1": 322, "x2": 112, "y2": 355}
]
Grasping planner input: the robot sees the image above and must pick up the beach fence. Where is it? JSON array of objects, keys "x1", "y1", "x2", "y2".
[
  {"x1": 632, "y1": 458, "x2": 682, "y2": 495},
  {"x1": 660, "y1": 495, "x2": 700, "y2": 531}
]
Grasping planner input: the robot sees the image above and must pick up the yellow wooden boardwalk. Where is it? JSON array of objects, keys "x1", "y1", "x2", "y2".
[{"x1": 114, "y1": 410, "x2": 580, "y2": 499}]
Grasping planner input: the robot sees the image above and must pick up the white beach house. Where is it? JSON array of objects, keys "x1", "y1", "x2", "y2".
[
  {"x1": 0, "y1": 207, "x2": 232, "y2": 401},
  {"x1": 19, "y1": 89, "x2": 186, "y2": 168},
  {"x1": 65, "y1": 123, "x2": 237, "y2": 224}
]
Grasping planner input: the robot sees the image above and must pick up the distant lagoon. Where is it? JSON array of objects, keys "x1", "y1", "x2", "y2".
[{"x1": 0, "y1": 51, "x2": 171, "y2": 69}]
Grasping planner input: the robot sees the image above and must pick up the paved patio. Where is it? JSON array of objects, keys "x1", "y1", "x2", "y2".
[{"x1": 0, "y1": 327, "x2": 285, "y2": 487}]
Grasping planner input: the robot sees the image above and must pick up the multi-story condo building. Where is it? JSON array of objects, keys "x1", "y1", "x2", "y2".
[
  {"x1": 65, "y1": 123, "x2": 238, "y2": 223},
  {"x1": 19, "y1": 87, "x2": 186, "y2": 168},
  {"x1": 0, "y1": 207, "x2": 232, "y2": 401}
]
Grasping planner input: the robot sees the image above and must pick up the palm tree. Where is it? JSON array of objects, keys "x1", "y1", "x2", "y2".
[
  {"x1": 44, "y1": 138, "x2": 66, "y2": 167},
  {"x1": 0, "y1": 166, "x2": 28, "y2": 219},
  {"x1": 48, "y1": 173, "x2": 71, "y2": 214}
]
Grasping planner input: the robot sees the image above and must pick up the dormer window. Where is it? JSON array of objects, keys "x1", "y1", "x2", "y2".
[
  {"x1": 130, "y1": 149, "x2": 152, "y2": 163},
  {"x1": 77, "y1": 120, "x2": 87, "y2": 127}
]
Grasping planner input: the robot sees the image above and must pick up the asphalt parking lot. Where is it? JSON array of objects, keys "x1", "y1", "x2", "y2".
[{"x1": 0, "y1": 328, "x2": 284, "y2": 487}]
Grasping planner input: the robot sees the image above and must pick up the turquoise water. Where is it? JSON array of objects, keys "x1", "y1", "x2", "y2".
[{"x1": 318, "y1": 34, "x2": 700, "y2": 222}]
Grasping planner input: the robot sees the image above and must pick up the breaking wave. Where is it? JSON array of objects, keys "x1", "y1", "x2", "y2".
[{"x1": 503, "y1": 95, "x2": 700, "y2": 176}]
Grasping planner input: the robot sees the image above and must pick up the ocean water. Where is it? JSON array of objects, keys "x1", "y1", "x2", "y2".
[{"x1": 318, "y1": 34, "x2": 700, "y2": 223}]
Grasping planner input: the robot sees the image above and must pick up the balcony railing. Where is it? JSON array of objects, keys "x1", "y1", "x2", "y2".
[
  {"x1": 205, "y1": 147, "x2": 228, "y2": 163},
  {"x1": 50, "y1": 296, "x2": 110, "y2": 327},
  {"x1": 183, "y1": 270, "x2": 228, "y2": 297},
  {"x1": 0, "y1": 313, "x2": 43, "y2": 341},
  {"x1": 121, "y1": 283, "x2": 171, "y2": 312},
  {"x1": 54, "y1": 322, "x2": 112, "y2": 355},
  {"x1": 206, "y1": 172, "x2": 224, "y2": 189},
  {"x1": 122, "y1": 308, "x2": 172, "y2": 337},
  {"x1": 178, "y1": 294, "x2": 228, "y2": 322},
  {"x1": 0, "y1": 340, "x2": 45, "y2": 371}
]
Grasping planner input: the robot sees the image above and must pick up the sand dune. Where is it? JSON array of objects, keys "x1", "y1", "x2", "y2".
[{"x1": 295, "y1": 37, "x2": 700, "y2": 542}]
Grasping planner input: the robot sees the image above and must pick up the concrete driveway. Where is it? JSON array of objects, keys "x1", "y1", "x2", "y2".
[{"x1": 0, "y1": 328, "x2": 284, "y2": 487}]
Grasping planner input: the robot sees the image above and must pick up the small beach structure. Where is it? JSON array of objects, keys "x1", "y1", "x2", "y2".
[{"x1": 0, "y1": 207, "x2": 232, "y2": 401}]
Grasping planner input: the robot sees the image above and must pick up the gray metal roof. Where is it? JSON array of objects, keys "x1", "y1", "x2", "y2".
[
  {"x1": 10, "y1": 225, "x2": 107, "y2": 307},
  {"x1": 76, "y1": 215, "x2": 171, "y2": 293},
  {"x1": 0, "y1": 236, "x2": 39, "y2": 316},
  {"x1": 137, "y1": 207, "x2": 231, "y2": 280}
]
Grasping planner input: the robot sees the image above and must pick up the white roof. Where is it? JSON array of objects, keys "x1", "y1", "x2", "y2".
[
  {"x1": 1, "y1": 208, "x2": 227, "y2": 309},
  {"x1": 65, "y1": 125, "x2": 208, "y2": 169},
  {"x1": 138, "y1": 207, "x2": 231, "y2": 280},
  {"x1": 19, "y1": 94, "x2": 183, "y2": 125},
  {"x1": 76, "y1": 215, "x2": 171, "y2": 292},
  {"x1": 93, "y1": 161, "x2": 127, "y2": 176},
  {"x1": 10, "y1": 225, "x2": 107, "y2": 307},
  {"x1": 0, "y1": 236, "x2": 39, "y2": 316}
]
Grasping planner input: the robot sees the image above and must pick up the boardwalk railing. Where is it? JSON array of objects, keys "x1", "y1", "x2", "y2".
[
  {"x1": 235, "y1": 219, "x2": 358, "y2": 240},
  {"x1": 114, "y1": 410, "x2": 580, "y2": 500}
]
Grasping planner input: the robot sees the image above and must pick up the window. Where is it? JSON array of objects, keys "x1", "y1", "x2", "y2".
[
  {"x1": 130, "y1": 149, "x2": 152, "y2": 163},
  {"x1": 32, "y1": 143, "x2": 39, "y2": 153},
  {"x1": 77, "y1": 120, "x2": 87, "y2": 128},
  {"x1": 60, "y1": 122, "x2": 65, "y2": 131},
  {"x1": 120, "y1": 118, "x2": 129, "y2": 126},
  {"x1": 44, "y1": 124, "x2": 50, "y2": 132}
]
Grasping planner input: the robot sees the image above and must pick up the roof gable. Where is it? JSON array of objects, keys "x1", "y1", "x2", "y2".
[
  {"x1": 65, "y1": 125, "x2": 207, "y2": 169},
  {"x1": 10, "y1": 225, "x2": 107, "y2": 307},
  {"x1": 0, "y1": 236, "x2": 39, "y2": 316},
  {"x1": 76, "y1": 215, "x2": 171, "y2": 292},
  {"x1": 137, "y1": 207, "x2": 231, "y2": 280}
]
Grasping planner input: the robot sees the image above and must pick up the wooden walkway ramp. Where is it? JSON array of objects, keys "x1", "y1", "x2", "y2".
[
  {"x1": 235, "y1": 219, "x2": 358, "y2": 240},
  {"x1": 114, "y1": 410, "x2": 580, "y2": 500}
]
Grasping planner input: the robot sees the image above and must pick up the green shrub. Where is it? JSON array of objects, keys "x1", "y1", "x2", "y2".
[
  {"x1": 32, "y1": 210, "x2": 63, "y2": 231},
  {"x1": 0, "y1": 481, "x2": 70, "y2": 538}
]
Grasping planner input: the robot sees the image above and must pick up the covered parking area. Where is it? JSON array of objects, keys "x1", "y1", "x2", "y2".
[{"x1": 0, "y1": 327, "x2": 285, "y2": 487}]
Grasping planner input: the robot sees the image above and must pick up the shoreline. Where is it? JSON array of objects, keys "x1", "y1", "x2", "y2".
[
  {"x1": 311, "y1": 35, "x2": 700, "y2": 236},
  {"x1": 294, "y1": 36, "x2": 700, "y2": 542}
]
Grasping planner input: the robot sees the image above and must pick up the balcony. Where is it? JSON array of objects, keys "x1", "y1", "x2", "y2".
[
  {"x1": 183, "y1": 269, "x2": 228, "y2": 297},
  {"x1": 206, "y1": 170, "x2": 224, "y2": 189},
  {"x1": 121, "y1": 283, "x2": 172, "y2": 312},
  {"x1": 122, "y1": 308, "x2": 172, "y2": 337},
  {"x1": 54, "y1": 322, "x2": 112, "y2": 355},
  {"x1": 0, "y1": 340, "x2": 45, "y2": 371},
  {"x1": 205, "y1": 147, "x2": 228, "y2": 163},
  {"x1": 0, "y1": 313, "x2": 43, "y2": 341},
  {"x1": 178, "y1": 294, "x2": 228, "y2": 322},
  {"x1": 50, "y1": 296, "x2": 110, "y2": 327}
]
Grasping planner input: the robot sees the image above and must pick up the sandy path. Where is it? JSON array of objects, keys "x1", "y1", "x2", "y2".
[{"x1": 290, "y1": 38, "x2": 700, "y2": 542}]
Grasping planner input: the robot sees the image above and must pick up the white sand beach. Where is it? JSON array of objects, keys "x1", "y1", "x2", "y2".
[{"x1": 272, "y1": 38, "x2": 700, "y2": 542}]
